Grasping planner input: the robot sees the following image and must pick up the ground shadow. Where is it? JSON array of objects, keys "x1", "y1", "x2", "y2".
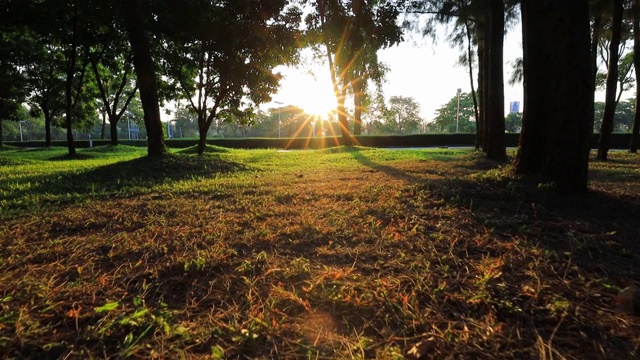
[
  {"x1": 0, "y1": 153, "x2": 250, "y2": 214},
  {"x1": 348, "y1": 148, "x2": 425, "y2": 183},
  {"x1": 416, "y1": 174, "x2": 640, "y2": 279}
]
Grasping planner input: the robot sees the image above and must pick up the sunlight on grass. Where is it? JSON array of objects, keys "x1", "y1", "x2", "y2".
[{"x1": 0, "y1": 146, "x2": 638, "y2": 359}]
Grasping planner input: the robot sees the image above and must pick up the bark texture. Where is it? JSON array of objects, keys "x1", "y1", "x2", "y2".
[
  {"x1": 485, "y1": 0, "x2": 506, "y2": 161},
  {"x1": 123, "y1": 0, "x2": 165, "y2": 157},
  {"x1": 515, "y1": 0, "x2": 593, "y2": 193}
]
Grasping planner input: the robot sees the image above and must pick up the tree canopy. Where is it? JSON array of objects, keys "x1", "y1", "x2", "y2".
[{"x1": 429, "y1": 91, "x2": 477, "y2": 133}]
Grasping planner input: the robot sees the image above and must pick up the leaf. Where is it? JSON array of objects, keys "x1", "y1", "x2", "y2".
[
  {"x1": 211, "y1": 345, "x2": 225, "y2": 359},
  {"x1": 131, "y1": 308, "x2": 149, "y2": 319},
  {"x1": 95, "y1": 301, "x2": 119, "y2": 313}
]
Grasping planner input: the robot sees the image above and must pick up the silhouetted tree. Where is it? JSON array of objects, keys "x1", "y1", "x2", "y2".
[{"x1": 515, "y1": 0, "x2": 593, "y2": 193}]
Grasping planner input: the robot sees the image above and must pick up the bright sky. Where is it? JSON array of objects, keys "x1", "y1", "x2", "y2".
[{"x1": 269, "y1": 23, "x2": 525, "y2": 122}]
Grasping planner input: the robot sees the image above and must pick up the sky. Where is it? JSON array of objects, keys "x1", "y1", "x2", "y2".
[{"x1": 267, "y1": 23, "x2": 525, "y2": 123}]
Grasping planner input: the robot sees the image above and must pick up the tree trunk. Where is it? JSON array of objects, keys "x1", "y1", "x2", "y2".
[
  {"x1": 515, "y1": 0, "x2": 593, "y2": 193},
  {"x1": 337, "y1": 86, "x2": 352, "y2": 145},
  {"x1": 465, "y1": 19, "x2": 480, "y2": 133},
  {"x1": 110, "y1": 116, "x2": 119, "y2": 145},
  {"x1": 123, "y1": 0, "x2": 165, "y2": 157},
  {"x1": 485, "y1": 0, "x2": 506, "y2": 161},
  {"x1": 481, "y1": 10, "x2": 491, "y2": 152},
  {"x1": 44, "y1": 113, "x2": 52, "y2": 147},
  {"x1": 631, "y1": 0, "x2": 640, "y2": 153},
  {"x1": 591, "y1": 13, "x2": 603, "y2": 88},
  {"x1": 0, "y1": 119, "x2": 3, "y2": 147},
  {"x1": 197, "y1": 120, "x2": 207, "y2": 155},
  {"x1": 597, "y1": 0, "x2": 624, "y2": 160},
  {"x1": 352, "y1": 76, "x2": 363, "y2": 136},
  {"x1": 476, "y1": 30, "x2": 485, "y2": 150}
]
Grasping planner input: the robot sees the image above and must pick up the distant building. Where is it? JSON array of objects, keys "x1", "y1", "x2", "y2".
[{"x1": 509, "y1": 101, "x2": 520, "y2": 114}]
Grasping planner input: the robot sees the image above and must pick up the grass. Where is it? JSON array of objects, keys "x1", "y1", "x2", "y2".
[{"x1": 0, "y1": 145, "x2": 638, "y2": 359}]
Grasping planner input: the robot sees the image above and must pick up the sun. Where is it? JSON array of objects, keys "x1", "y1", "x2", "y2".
[
  {"x1": 297, "y1": 84, "x2": 336, "y2": 117},
  {"x1": 275, "y1": 67, "x2": 337, "y2": 117}
]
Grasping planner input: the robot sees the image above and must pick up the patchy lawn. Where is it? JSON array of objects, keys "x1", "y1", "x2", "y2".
[{"x1": 0, "y1": 145, "x2": 638, "y2": 359}]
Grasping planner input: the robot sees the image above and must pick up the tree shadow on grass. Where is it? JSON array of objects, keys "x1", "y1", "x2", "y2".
[
  {"x1": 0, "y1": 153, "x2": 250, "y2": 215},
  {"x1": 403, "y1": 173, "x2": 640, "y2": 357},
  {"x1": 347, "y1": 147, "x2": 425, "y2": 183},
  {"x1": 417, "y1": 174, "x2": 640, "y2": 279}
]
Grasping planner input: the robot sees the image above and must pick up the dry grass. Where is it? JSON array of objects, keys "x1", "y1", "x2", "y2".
[{"x1": 0, "y1": 146, "x2": 639, "y2": 359}]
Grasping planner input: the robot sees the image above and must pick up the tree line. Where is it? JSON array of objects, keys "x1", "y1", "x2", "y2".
[{"x1": 1, "y1": 0, "x2": 637, "y2": 192}]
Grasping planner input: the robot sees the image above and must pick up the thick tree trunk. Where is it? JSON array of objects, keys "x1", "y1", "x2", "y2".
[
  {"x1": 515, "y1": 0, "x2": 593, "y2": 193},
  {"x1": 196, "y1": 112, "x2": 211, "y2": 155},
  {"x1": 485, "y1": 0, "x2": 506, "y2": 161},
  {"x1": 197, "y1": 133, "x2": 207, "y2": 155},
  {"x1": 597, "y1": 0, "x2": 624, "y2": 160},
  {"x1": 123, "y1": 0, "x2": 165, "y2": 157},
  {"x1": 197, "y1": 120, "x2": 208, "y2": 155},
  {"x1": 110, "y1": 117, "x2": 119, "y2": 145},
  {"x1": 631, "y1": 0, "x2": 640, "y2": 153},
  {"x1": 0, "y1": 119, "x2": 3, "y2": 146}
]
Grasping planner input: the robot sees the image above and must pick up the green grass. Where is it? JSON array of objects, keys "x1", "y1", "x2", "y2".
[{"x1": 0, "y1": 145, "x2": 638, "y2": 359}]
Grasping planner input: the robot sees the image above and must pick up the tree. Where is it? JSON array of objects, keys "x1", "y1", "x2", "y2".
[
  {"x1": 122, "y1": 0, "x2": 166, "y2": 157},
  {"x1": 0, "y1": 28, "x2": 29, "y2": 146},
  {"x1": 46, "y1": 0, "x2": 95, "y2": 156},
  {"x1": 169, "y1": 105, "x2": 199, "y2": 139},
  {"x1": 160, "y1": 0, "x2": 299, "y2": 155},
  {"x1": 405, "y1": 0, "x2": 513, "y2": 158},
  {"x1": 483, "y1": 0, "x2": 506, "y2": 161},
  {"x1": 504, "y1": 111, "x2": 522, "y2": 133},
  {"x1": 347, "y1": 0, "x2": 402, "y2": 136},
  {"x1": 305, "y1": 0, "x2": 402, "y2": 142},
  {"x1": 594, "y1": 99, "x2": 636, "y2": 132},
  {"x1": 429, "y1": 91, "x2": 477, "y2": 133},
  {"x1": 515, "y1": 0, "x2": 593, "y2": 193},
  {"x1": 25, "y1": 41, "x2": 66, "y2": 147},
  {"x1": 598, "y1": 0, "x2": 625, "y2": 160},
  {"x1": 595, "y1": 52, "x2": 635, "y2": 105},
  {"x1": 383, "y1": 96, "x2": 423, "y2": 134},
  {"x1": 90, "y1": 21, "x2": 138, "y2": 146}
]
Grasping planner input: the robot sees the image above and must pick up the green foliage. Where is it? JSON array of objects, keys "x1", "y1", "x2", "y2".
[
  {"x1": 158, "y1": 0, "x2": 301, "y2": 152},
  {"x1": 504, "y1": 112, "x2": 522, "y2": 133},
  {"x1": 0, "y1": 30, "x2": 29, "y2": 122},
  {"x1": 384, "y1": 96, "x2": 424, "y2": 134},
  {"x1": 595, "y1": 51, "x2": 635, "y2": 98},
  {"x1": 594, "y1": 99, "x2": 635, "y2": 132},
  {"x1": 304, "y1": 0, "x2": 404, "y2": 135},
  {"x1": 428, "y1": 91, "x2": 477, "y2": 133}
]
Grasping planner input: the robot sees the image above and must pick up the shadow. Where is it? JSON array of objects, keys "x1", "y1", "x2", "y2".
[
  {"x1": 0, "y1": 153, "x2": 250, "y2": 214},
  {"x1": 48, "y1": 153, "x2": 98, "y2": 161},
  {"x1": 414, "y1": 174, "x2": 640, "y2": 278},
  {"x1": 589, "y1": 168, "x2": 640, "y2": 183},
  {"x1": 347, "y1": 147, "x2": 425, "y2": 183}
]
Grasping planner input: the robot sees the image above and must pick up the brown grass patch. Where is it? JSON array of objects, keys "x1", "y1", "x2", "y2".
[{"x1": 0, "y1": 149, "x2": 639, "y2": 359}]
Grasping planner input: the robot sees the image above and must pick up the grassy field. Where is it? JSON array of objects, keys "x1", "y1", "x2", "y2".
[{"x1": 0, "y1": 145, "x2": 638, "y2": 359}]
